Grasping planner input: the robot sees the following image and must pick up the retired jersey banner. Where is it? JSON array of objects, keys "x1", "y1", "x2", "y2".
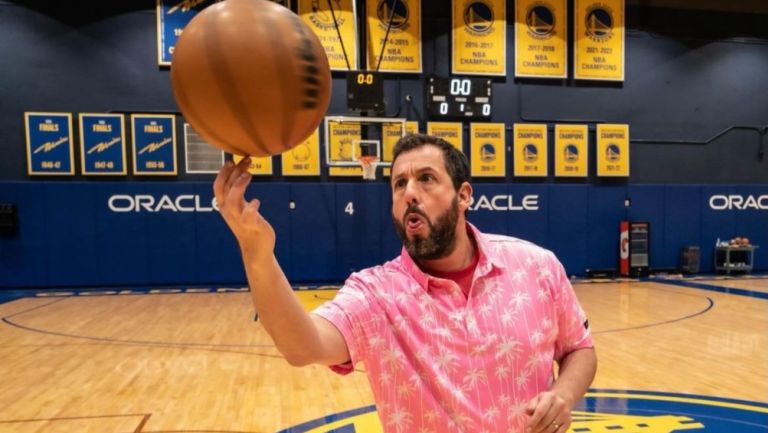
[
  {"x1": 513, "y1": 123, "x2": 548, "y2": 177},
  {"x1": 366, "y1": 0, "x2": 422, "y2": 73},
  {"x1": 24, "y1": 112, "x2": 75, "y2": 176},
  {"x1": 574, "y1": 0, "x2": 625, "y2": 81},
  {"x1": 515, "y1": 0, "x2": 567, "y2": 78},
  {"x1": 452, "y1": 0, "x2": 506, "y2": 76},
  {"x1": 328, "y1": 121, "x2": 362, "y2": 177},
  {"x1": 597, "y1": 123, "x2": 629, "y2": 176},
  {"x1": 299, "y1": 0, "x2": 358, "y2": 71},
  {"x1": 554, "y1": 124, "x2": 588, "y2": 177},
  {"x1": 282, "y1": 128, "x2": 321, "y2": 176},
  {"x1": 131, "y1": 114, "x2": 177, "y2": 175},
  {"x1": 79, "y1": 114, "x2": 127, "y2": 176},
  {"x1": 427, "y1": 122, "x2": 464, "y2": 152},
  {"x1": 470, "y1": 123, "x2": 505, "y2": 177},
  {"x1": 233, "y1": 154, "x2": 273, "y2": 175}
]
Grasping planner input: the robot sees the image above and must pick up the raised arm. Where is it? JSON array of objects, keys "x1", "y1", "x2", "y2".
[{"x1": 214, "y1": 158, "x2": 349, "y2": 367}]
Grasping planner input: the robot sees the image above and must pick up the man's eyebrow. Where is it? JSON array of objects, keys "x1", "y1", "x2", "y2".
[{"x1": 390, "y1": 166, "x2": 439, "y2": 184}]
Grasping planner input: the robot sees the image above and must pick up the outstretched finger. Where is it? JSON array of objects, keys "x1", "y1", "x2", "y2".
[
  {"x1": 225, "y1": 170, "x2": 252, "y2": 214},
  {"x1": 213, "y1": 160, "x2": 235, "y2": 205},
  {"x1": 225, "y1": 157, "x2": 252, "y2": 193}
]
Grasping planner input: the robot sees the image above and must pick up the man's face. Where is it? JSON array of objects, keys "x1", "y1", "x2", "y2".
[{"x1": 390, "y1": 145, "x2": 467, "y2": 260}]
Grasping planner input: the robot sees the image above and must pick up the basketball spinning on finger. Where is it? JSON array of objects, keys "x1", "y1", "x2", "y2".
[{"x1": 171, "y1": 0, "x2": 332, "y2": 157}]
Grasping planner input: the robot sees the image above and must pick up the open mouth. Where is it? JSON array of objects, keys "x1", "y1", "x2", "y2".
[{"x1": 405, "y1": 212, "x2": 426, "y2": 232}]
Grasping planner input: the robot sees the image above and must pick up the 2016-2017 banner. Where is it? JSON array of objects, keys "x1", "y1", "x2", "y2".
[
  {"x1": 452, "y1": 0, "x2": 506, "y2": 76},
  {"x1": 299, "y1": 0, "x2": 358, "y2": 71}
]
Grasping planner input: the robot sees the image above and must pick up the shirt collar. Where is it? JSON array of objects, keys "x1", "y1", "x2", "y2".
[{"x1": 399, "y1": 222, "x2": 503, "y2": 292}]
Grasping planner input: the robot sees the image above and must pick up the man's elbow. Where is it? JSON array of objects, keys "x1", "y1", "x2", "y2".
[{"x1": 282, "y1": 351, "x2": 315, "y2": 367}]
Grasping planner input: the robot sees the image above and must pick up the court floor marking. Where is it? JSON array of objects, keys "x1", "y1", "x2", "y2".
[{"x1": 650, "y1": 278, "x2": 768, "y2": 300}]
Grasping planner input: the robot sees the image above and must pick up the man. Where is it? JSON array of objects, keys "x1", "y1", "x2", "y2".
[{"x1": 214, "y1": 134, "x2": 596, "y2": 433}]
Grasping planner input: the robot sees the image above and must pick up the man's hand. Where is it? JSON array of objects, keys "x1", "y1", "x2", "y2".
[
  {"x1": 525, "y1": 391, "x2": 572, "y2": 433},
  {"x1": 213, "y1": 157, "x2": 275, "y2": 257}
]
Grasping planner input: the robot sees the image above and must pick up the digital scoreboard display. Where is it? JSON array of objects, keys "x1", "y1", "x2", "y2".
[{"x1": 426, "y1": 76, "x2": 492, "y2": 119}]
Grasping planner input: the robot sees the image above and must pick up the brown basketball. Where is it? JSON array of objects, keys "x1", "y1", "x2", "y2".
[{"x1": 171, "y1": 0, "x2": 331, "y2": 156}]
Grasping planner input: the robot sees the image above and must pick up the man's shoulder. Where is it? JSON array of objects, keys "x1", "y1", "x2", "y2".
[{"x1": 346, "y1": 256, "x2": 407, "y2": 286}]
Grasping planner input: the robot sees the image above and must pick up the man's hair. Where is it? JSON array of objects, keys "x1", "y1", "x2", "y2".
[{"x1": 391, "y1": 133, "x2": 470, "y2": 191}]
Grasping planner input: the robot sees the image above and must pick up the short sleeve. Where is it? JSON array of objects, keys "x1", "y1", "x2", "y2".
[
  {"x1": 312, "y1": 273, "x2": 379, "y2": 374},
  {"x1": 546, "y1": 252, "x2": 594, "y2": 362}
]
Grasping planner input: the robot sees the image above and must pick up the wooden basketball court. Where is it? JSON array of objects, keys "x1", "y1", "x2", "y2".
[{"x1": 0, "y1": 278, "x2": 766, "y2": 432}]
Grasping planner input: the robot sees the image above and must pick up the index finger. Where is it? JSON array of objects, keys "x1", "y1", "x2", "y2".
[{"x1": 213, "y1": 160, "x2": 236, "y2": 204}]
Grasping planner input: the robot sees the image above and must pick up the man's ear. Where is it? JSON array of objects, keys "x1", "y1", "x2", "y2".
[{"x1": 457, "y1": 181, "x2": 473, "y2": 211}]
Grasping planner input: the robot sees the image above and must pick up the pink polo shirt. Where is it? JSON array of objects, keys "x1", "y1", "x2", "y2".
[{"x1": 312, "y1": 224, "x2": 593, "y2": 433}]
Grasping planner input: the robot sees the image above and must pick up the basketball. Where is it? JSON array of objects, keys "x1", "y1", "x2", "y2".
[{"x1": 170, "y1": 0, "x2": 331, "y2": 157}]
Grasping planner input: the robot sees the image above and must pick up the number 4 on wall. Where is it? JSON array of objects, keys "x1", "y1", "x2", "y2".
[{"x1": 345, "y1": 202, "x2": 354, "y2": 215}]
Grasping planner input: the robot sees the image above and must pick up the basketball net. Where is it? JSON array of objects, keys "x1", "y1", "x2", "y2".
[{"x1": 360, "y1": 156, "x2": 379, "y2": 180}]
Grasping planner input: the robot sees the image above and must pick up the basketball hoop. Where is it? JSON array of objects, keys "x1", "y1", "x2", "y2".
[{"x1": 360, "y1": 156, "x2": 379, "y2": 180}]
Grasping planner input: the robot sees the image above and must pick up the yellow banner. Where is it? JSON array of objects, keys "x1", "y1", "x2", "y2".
[
  {"x1": 299, "y1": 0, "x2": 358, "y2": 71},
  {"x1": 281, "y1": 128, "x2": 320, "y2": 176},
  {"x1": 383, "y1": 121, "x2": 419, "y2": 176},
  {"x1": 233, "y1": 154, "x2": 273, "y2": 175},
  {"x1": 554, "y1": 124, "x2": 588, "y2": 177},
  {"x1": 366, "y1": 0, "x2": 421, "y2": 73},
  {"x1": 470, "y1": 123, "x2": 505, "y2": 177},
  {"x1": 327, "y1": 121, "x2": 362, "y2": 177},
  {"x1": 574, "y1": 0, "x2": 625, "y2": 81},
  {"x1": 596, "y1": 123, "x2": 629, "y2": 176},
  {"x1": 515, "y1": 0, "x2": 567, "y2": 78},
  {"x1": 513, "y1": 124, "x2": 548, "y2": 177},
  {"x1": 452, "y1": 0, "x2": 506, "y2": 76},
  {"x1": 427, "y1": 122, "x2": 463, "y2": 152}
]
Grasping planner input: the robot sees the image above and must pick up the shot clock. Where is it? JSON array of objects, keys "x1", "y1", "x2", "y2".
[{"x1": 427, "y1": 76, "x2": 492, "y2": 119}]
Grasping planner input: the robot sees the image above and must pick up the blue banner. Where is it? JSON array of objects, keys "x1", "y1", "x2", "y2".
[
  {"x1": 156, "y1": 0, "x2": 218, "y2": 66},
  {"x1": 79, "y1": 114, "x2": 127, "y2": 175},
  {"x1": 24, "y1": 112, "x2": 75, "y2": 176},
  {"x1": 131, "y1": 114, "x2": 177, "y2": 175}
]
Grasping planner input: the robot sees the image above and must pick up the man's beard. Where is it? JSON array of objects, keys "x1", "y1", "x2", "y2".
[{"x1": 393, "y1": 197, "x2": 460, "y2": 260}]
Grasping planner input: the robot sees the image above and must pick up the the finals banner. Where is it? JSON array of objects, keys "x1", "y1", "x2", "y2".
[
  {"x1": 299, "y1": 0, "x2": 358, "y2": 71},
  {"x1": 452, "y1": 0, "x2": 506, "y2": 76},
  {"x1": 575, "y1": 0, "x2": 625, "y2": 81},
  {"x1": 366, "y1": 0, "x2": 422, "y2": 73},
  {"x1": 470, "y1": 123, "x2": 505, "y2": 177},
  {"x1": 515, "y1": 0, "x2": 567, "y2": 78},
  {"x1": 554, "y1": 124, "x2": 588, "y2": 177}
]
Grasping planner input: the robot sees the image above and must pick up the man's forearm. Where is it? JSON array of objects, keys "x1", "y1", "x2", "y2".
[
  {"x1": 242, "y1": 250, "x2": 321, "y2": 365},
  {"x1": 552, "y1": 347, "x2": 597, "y2": 408}
]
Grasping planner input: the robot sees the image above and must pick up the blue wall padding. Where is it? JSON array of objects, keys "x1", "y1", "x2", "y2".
[{"x1": 1, "y1": 182, "x2": 765, "y2": 288}]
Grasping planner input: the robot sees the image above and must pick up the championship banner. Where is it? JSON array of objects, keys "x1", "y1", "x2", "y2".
[
  {"x1": 366, "y1": 0, "x2": 422, "y2": 73},
  {"x1": 513, "y1": 123, "x2": 548, "y2": 177},
  {"x1": 574, "y1": 0, "x2": 625, "y2": 81},
  {"x1": 383, "y1": 121, "x2": 419, "y2": 176},
  {"x1": 554, "y1": 124, "x2": 588, "y2": 177},
  {"x1": 596, "y1": 123, "x2": 629, "y2": 176},
  {"x1": 470, "y1": 123, "x2": 505, "y2": 177},
  {"x1": 427, "y1": 122, "x2": 463, "y2": 152},
  {"x1": 328, "y1": 121, "x2": 362, "y2": 177},
  {"x1": 452, "y1": 0, "x2": 506, "y2": 76},
  {"x1": 282, "y1": 128, "x2": 321, "y2": 176},
  {"x1": 299, "y1": 0, "x2": 358, "y2": 71},
  {"x1": 131, "y1": 114, "x2": 177, "y2": 175},
  {"x1": 515, "y1": 0, "x2": 567, "y2": 78},
  {"x1": 24, "y1": 112, "x2": 75, "y2": 176},
  {"x1": 79, "y1": 114, "x2": 127, "y2": 176},
  {"x1": 233, "y1": 154, "x2": 273, "y2": 175}
]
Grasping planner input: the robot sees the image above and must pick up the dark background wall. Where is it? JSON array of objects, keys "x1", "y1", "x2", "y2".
[{"x1": 1, "y1": 0, "x2": 766, "y2": 288}]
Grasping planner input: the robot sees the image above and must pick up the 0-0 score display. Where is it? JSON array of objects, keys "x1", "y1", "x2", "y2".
[{"x1": 427, "y1": 76, "x2": 492, "y2": 119}]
